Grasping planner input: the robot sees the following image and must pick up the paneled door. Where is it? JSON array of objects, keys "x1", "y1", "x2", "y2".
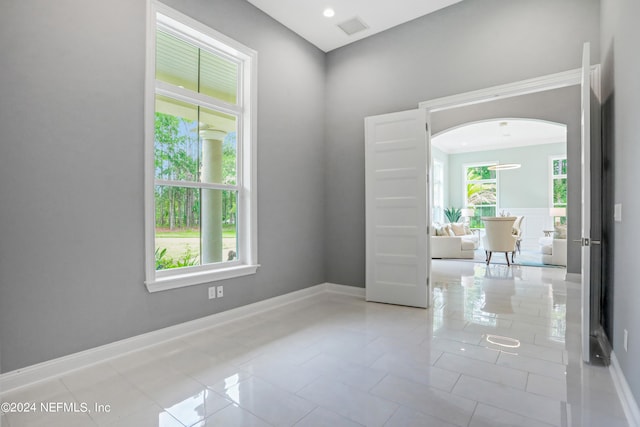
[
  {"x1": 364, "y1": 109, "x2": 430, "y2": 308},
  {"x1": 580, "y1": 42, "x2": 593, "y2": 363}
]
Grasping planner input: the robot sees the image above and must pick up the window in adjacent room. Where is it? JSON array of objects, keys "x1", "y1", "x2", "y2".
[
  {"x1": 550, "y1": 156, "x2": 567, "y2": 224},
  {"x1": 145, "y1": 2, "x2": 258, "y2": 292},
  {"x1": 464, "y1": 163, "x2": 497, "y2": 228}
]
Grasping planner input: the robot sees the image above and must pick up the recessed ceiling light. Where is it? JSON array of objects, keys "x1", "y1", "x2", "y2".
[{"x1": 323, "y1": 8, "x2": 335, "y2": 18}]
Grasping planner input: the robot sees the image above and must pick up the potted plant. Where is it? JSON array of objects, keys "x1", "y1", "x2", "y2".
[{"x1": 444, "y1": 207, "x2": 462, "y2": 223}]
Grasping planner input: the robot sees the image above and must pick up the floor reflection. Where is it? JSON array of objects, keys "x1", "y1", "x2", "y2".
[
  {"x1": 0, "y1": 260, "x2": 628, "y2": 427},
  {"x1": 433, "y1": 261, "x2": 567, "y2": 344}
]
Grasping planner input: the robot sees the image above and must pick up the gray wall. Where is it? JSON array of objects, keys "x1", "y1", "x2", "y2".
[
  {"x1": 601, "y1": 0, "x2": 640, "y2": 406},
  {"x1": 0, "y1": 0, "x2": 326, "y2": 373},
  {"x1": 431, "y1": 86, "x2": 581, "y2": 273},
  {"x1": 325, "y1": 0, "x2": 600, "y2": 286},
  {"x1": 445, "y1": 143, "x2": 566, "y2": 209}
]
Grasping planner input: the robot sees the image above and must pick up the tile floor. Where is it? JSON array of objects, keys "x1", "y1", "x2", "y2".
[{"x1": 0, "y1": 261, "x2": 629, "y2": 426}]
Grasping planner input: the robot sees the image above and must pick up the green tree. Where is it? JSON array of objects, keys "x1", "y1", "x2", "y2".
[
  {"x1": 154, "y1": 112, "x2": 199, "y2": 230},
  {"x1": 465, "y1": 165, "x2": 497, "y2": 227}
]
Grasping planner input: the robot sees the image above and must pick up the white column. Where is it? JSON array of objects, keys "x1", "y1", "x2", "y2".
[{"x1": 200, "y1": 129, "x2": 226, "y2": 264}]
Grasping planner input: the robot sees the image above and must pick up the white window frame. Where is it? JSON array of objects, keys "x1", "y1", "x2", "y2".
[
  {"x1": 144, "y1": 1, "x2": 258, "y2": 292},
  {"x1": 463, "y1": 161, "x2": 499, "y2": 223},
  {"x1": 549, "y1": 155, "x2": 567, "y2": 208}
]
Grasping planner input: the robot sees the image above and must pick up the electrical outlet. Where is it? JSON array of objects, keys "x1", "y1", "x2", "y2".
[
  {"x1": 217, "y1": 286, "x2": 224, "y2": 298},
  {"x1": 208, "y1": 286, "x2": 216, "y2": 299},
  {"x1": 614, "y1": 203, "x2": 622, "y2": 222},
  {"x1": 624, "y1": 329, "x2": 628, "y2": 352}
]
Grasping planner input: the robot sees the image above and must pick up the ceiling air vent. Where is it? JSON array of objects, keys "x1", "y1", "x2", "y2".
[{"x1": 338, "y1": 17, "x2": 369, "y2": 36}]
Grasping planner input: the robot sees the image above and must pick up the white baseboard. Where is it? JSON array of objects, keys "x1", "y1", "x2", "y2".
[
  {"x1": 325, "y1": 282, "x2": 366, "y2": 297},
  {"x1": 564, "y1": 272, "x2": 581, "y2": 283},
  {"x1": 0, "y1": 282, "x2": 363, "y2": 394},
  {"x1": 610, "y1": 351, "x2": 640, "y2": 427}
]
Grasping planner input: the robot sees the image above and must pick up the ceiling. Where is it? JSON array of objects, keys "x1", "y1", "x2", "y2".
[
  {"x1": 246, "y1": 0, "x2": 463, "y2": 52},
  {"x1": 432, "y1": 119, "x2": 567, "y2": 154}
]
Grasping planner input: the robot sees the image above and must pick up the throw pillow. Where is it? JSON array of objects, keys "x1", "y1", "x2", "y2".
[
  {"x1": 447, "y1": 227, "x2": 456, "y2": 237},
  {"x1": 451, "y1": 223, "x2": 466, "y2": 236},
  {"x1": 554, "y1": 224, "x2": 567, "y2": 239}
]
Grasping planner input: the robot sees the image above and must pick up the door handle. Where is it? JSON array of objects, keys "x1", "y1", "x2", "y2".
[{"x1": 574, "y1": 238, "x2": 602, "y2": 246}]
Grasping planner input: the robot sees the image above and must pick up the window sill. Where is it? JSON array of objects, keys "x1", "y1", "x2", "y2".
[{"x1": 145, "y1": 264, "x2": 260, "y2": 293}]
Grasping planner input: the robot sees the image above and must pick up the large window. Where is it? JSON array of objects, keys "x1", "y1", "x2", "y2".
[
  {"x1": 145, "y1": 2, "x2": 258, "y2": 291},
  {"x1": 550, "y1": 156, "x2": 567, "y2": 225},
  {"x1": 551, "y1": 156, "x2": 567, "y2": 208},
  {"x1": 464, "y1": 163, "x2": 497, "y2": 228}
]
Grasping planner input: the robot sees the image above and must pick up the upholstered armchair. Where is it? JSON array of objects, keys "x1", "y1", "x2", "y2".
[
  {"x1": 512, "y1": 215, "x2": 524, "y2": 253},
  {"x1": 482, "y1": 217, "x2": 518, "y2": 266}
]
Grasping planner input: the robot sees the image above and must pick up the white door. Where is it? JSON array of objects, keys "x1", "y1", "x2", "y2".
[
  {"x1": 364, "y1": 109, "x2": 430, "y2": 308},
  {"x1": 580, "y1": 42, "x2": 592, "y2": 363}
]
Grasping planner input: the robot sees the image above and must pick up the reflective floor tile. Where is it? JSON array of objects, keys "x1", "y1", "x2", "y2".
[
  {"x1": 67, "y1": 374, "x2": 157, "y2": 425},
  {"x1": 497, "y1": 351, "x2": 567, "y2": 380},
  {"x1": 239, "y1": 355, "x2": 321, "y2": 393},
  {"x1": 370, "y1": 374, "x2": 475, "y2": 427},
  {"x1": 60, "y1": 364, "x2": 123, "y2": 392},
  {"x1": 193, "y1": 404, "x2": 272, "y2": 427},
  {"x1": 370, "y1": 354, "x2": 460, "y2": 392},
  {"x1": 429, "y1": 336, "x2": 501, "y2": 363},
  {"x1": 0, "y1": 261, "x2": 631, "y2": 427},
  {"x1": 383, "y1": 405, "x2": 459, "y2": 427},
  {"x1": 300, "y1": 353, "x2": 387, "y2": 392},
  {"x1": 293, "y1": 407, "x2": 363, "y2": 427},
  {"x1": 5, "y1": 410, "x2": 97, "y2": 427},
  {"x1": 526, "y1": 373, "x2": 567, "y2": 401},
  {"x1": 469, "y1": 403, "x2": 556, "y2": 427},
  {"x1": 452, "y1": 375, "x2": 562, "y2": 426},
  {"x1": 162, "y1": 388, "x2": 230, "y2": 426},
  {"x1": 298, "y1": 378, "x2": 397, "y2": 427},
  {"x1": 216, "y1": 377, "x2": 315, "y2": 426},
  {"x1": 1, "y1": 379, "x2": 69, "y2": 406},
  {"x1": 485, "y1": 340, "x2": 565, "y2": 364},
  {"x1": 436, "y1": 352, "x2": 527, "y2": 389},
  {"x1": 104, "y1": 403, "x2": 185, "y2": 427}
]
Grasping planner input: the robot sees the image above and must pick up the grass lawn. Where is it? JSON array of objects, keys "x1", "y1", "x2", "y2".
[{"x1": 155, "y1": 226, "x2": 237, "y2": 261}]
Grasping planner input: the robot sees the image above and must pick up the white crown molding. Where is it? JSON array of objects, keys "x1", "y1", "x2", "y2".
[
  {"x1": 0, "y1": 283, "x2": 363, "y2": 394},
  {"x1": 610, "y1": 351, "x2": 640, "y2": 427}
]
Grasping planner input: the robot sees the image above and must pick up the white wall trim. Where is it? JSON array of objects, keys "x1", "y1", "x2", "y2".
[
  {"x1": 610, "y1": 351, "x2": 640, "y2": 427},
  {"x1": 0, "y1": 282, "x2": 363, "y2": 394},
  {"x1": 144, "y1": 0, "x2": 259, "y2": 291},
  {"x1": 418, "y1": 66, "x2": 599, "y2": 112},
  {"x1": 326, "y1": 282, "x2": 366, "y2": 297},
  {"x1": 564, "y1": 272, "x2": 581, "y2": 283}
]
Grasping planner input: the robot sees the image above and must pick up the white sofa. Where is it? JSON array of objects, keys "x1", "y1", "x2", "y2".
[
  {"x1": 431, "y1": 236, "x2": 477, "y2": 258},
  {"x1": 539, "y1": 237, "x2": 567, "y2": 266},
  {"x1": 431, "y1": 223, "x2": 479, "y2": 259}
]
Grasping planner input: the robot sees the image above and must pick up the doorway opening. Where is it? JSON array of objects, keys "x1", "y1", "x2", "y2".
[{"x1": 430, "y1": 117, "x2": 568, "y2": 269}]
